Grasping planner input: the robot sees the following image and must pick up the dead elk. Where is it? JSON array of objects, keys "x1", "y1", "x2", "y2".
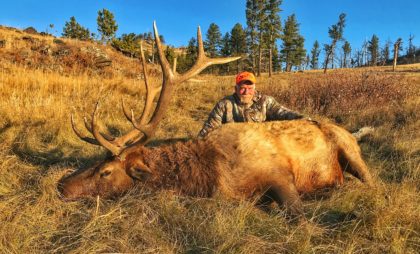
[{"x1": 58, "y1": 23, "x2": 374, "y2": 217}]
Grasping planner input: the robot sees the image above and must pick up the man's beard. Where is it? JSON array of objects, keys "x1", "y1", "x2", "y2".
[{"x1": 238, "y1": 94, "x2": 254, "y2": 105}]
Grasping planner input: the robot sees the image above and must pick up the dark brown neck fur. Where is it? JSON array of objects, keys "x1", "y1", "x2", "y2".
[{"x1": 132, "y1": 140, "x2": 222, "y2": 197}]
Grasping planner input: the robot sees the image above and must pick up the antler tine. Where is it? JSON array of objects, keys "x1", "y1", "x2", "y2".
[
  {"x1": 197, "y1": 26, "x2": 205, "y2": 59},
  {"x1": 179, "y1": 26, "x2": 241, "y2": 83},
  {"x1": 83, "y1": 116, "x2": 115, "y2": 141},
  {"x1": 71, "y1": 114, "x2": 101, "y2": 145},
  {"x1": 121, "y1": 98, "x2": 133, "y2": 122},
  {"x1": 117, "y1": 39, "x2": 163, "y2": 146},
  {"x1": 90, "y1": 102, "x2": 122, "y2": 156},
  {"x1": 153, "y1": 21, "x2": 173, "y2": 78}
]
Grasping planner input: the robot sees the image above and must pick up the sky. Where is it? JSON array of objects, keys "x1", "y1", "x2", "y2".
[{"x1": 1, "y1": 0, "x2": 419, "y2": 55}]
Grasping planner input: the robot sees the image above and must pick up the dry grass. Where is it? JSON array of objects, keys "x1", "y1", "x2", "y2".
[{"x1": 0, "y1": 27, "x2": 419, "y2": 253}]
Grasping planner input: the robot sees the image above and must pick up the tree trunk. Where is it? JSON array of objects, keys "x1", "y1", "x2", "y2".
[
  {"x1": 258, "y1": 44, "x2": 262, "y2": 77},
  {"x1": 393, "y1": 42, "x2": 400, "y2": 72},
  {"x1": 268, "y1": 47, "x2": 272, "y2": 77},
  {"x1": 286, "y1": 63, "x2": 292, "y2": 72},
  {"x1": 323, "y1": 52, "x2": 331, "y2": 73}
]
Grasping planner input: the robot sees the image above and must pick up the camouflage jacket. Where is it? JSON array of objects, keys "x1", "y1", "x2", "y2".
[{"x1": 198, "y1": 91, "x2": 303, "y2": 138}]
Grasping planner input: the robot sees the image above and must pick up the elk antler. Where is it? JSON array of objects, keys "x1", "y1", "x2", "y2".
[{"x1": 71, "y1": 22, "x2": 241, "y2": 156}]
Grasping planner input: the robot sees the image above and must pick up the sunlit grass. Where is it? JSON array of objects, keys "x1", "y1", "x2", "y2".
[{"x1": 0, "y1": 27, "x2": 419, "y2": 253}]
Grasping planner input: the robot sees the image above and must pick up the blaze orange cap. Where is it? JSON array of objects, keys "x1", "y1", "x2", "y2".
[{"x1": 235, "y1": 71, "x2": 256, "y2": 85}]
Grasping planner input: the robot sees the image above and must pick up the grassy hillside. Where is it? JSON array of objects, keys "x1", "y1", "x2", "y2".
[{"x1": 0, "y1": 27, "x2": 419, "y2": 253}]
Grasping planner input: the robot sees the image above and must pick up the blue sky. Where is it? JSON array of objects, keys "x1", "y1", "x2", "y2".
[{"x1": 1, "y1": 0, "x2": 419, "y2": 54}]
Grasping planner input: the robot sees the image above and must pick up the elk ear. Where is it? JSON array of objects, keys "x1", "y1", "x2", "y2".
[{"x1": 127, "y1": 166, "x2": 152, "y2": 181}]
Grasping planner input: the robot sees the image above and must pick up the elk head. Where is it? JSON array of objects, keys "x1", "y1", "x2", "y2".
[{"x1": 58, "y1": 22, "x2": 240, "y2": 200}]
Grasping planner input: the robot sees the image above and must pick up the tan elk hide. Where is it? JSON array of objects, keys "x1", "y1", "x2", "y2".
[{"x1": 59, "y1": 120, "x2": 374, "y2": 216}]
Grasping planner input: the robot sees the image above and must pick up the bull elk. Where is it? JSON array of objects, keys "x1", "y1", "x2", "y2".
[{"x1": 58, "y1": 23, "x2": 374, "y2": 217}]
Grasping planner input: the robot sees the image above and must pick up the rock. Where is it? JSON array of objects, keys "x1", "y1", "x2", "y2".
[
  {"x1": 0, "y1": 39, "x2": 6, "y2": 48},
  {"x1": 81, "y1": 46, "x2": 112, "y2": 68},
  {"x1": 95, "y1": 56, "x2": 112, "y2": 67}
]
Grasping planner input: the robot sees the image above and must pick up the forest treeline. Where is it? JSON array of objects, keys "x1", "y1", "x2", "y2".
[{"x1": 38, "y1": 1, "x2": 418, "y2": 75}]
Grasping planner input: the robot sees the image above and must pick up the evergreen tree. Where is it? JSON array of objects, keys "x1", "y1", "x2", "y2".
[
  {"x1": 230, "y1": 23, "x2": 247, "y2": 72},
  {"x1": 323, "y1": 13, "x2": 346, "y2": 73},
  {"x1": 220, "y1": 32, "x2": 232, "y2": 74},
  {"x1": 263, "y1": 0, "x2": 282, "y2": 76},
  {"x1": 272, "y1": 44, "x2": 281, "y2": 72},
  {"x1": 310, "y1": 40, "x2": 320, "y2": 69},
  {"x1": 407, "y1": 34, "x2": 416, "y2": 63},
  {"x1": 220, "y1": 32, "x2": 231, "y2": 56},
  {"x1": 97, "y1": 8, "x2": 118, "y2": 44},
  {"x1": 255, "y1": 0, "x2": 267, "y2": 76},
  {"x1": 368, "y1": 34, "x2": 379, "y2": 66},
  {"x1": 111, "y1": 33, "x2": 141, "y2": 57},
  {"x1": 164, "y1": 45, "x2": 176, "y2": 69},
  {"x1": 342, "y1": 40, "x2": 351, "y2": 68},
  {"x1": 62, "y1": 16, "x2": 91, "y2": 41},
  {"x1": 205, "y1": 23, "x2": 222, "y2": 57},
  {"x1": 280, "y1": 14, "x2": 306, "y2": 72},
  {"x1": 177, "y1": 37, "x2": 198, "y2": 73},
  {"x1": 381, "y1": 39, "x2": 391, "y2": 66},
  {"x1": 246, "y1": 0, "x2": 260, "y2": 72}
]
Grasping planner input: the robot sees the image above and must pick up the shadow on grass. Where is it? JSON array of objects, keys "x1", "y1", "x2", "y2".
[
  {"x1": 315, "y1": 209, "x2": 358, "y2": 227},
  {"x1": 361, "y1": 137, "x2": 411, "y2": 183}
]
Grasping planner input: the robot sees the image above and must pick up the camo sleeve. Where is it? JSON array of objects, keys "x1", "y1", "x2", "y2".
[
  {"x1": 265, "y1": 96, "x2": 304, "y2": 121},
  {"x1": 198, "y1": 100, "x2": 226, "y2": 138}
]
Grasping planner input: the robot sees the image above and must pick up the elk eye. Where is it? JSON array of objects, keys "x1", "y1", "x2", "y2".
[{"x1": 100, "y1": 170, "x2": 112, "y2": 178}]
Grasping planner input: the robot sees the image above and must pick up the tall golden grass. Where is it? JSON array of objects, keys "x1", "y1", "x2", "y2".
[{"x1": 0, "y1": 27, "x2": 419, "y2": 253}]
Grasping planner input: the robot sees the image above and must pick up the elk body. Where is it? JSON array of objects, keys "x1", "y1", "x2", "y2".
[
  {"x1": 59, "y1": 22, "x2": 374, "y2": 216},
  {"x1": 59, "y1": 120, "x2": 374, "y2": 215}
]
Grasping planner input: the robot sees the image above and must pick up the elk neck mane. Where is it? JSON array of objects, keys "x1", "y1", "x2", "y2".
[{"x1": 125, "y1": 140, "x2": 223, "y2": 197}]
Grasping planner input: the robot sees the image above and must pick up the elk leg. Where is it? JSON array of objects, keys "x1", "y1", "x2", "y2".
[
  {"x1": 266, "y1": 172, "x2": 304, "y2": 217},
  {"x1": 339, "y1": 152, "x2": 374, "y2": 187}
]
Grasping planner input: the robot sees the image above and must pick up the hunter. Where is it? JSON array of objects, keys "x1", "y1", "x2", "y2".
[{"x1": 198, "y1": 71, "x2": 304, "y2": 138}]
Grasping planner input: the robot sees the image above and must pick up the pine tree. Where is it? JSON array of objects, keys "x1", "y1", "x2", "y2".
[
  {"x1": 323, "y1": 13, "x2": 346, "y2": 73},
  {"x1": 164, "y1": 45, "x2": 176, "y2": 69},
  {"x1": 255, "y1": 0, "x2": 267, "y2": 76},
  {"x1": 263, "y1": 0, "x2": 282, "y2": 76},
  {"x1": 310, "y1": 40, "x2": 320, "y2": 69},
  {"x1": 246, "y1": 0, "x2": 260, "y2": 72},
  {"x1": 280, "y1": 14, "x2": 306, "y2": 72},
  {"x1": 230, "y1": 23, "x2": 247, "y2": 72},
  {"x1": 272, "y1": 44, "x2": 281, "y2": 72},
  {"x1": 368, "y1": 34, "x2": 379, "y2": 66},
  {"x1": 205, "y1": 23, "x2": 222, "y2": 57},
  {"x1": 110, "y1": 33, "x2": 143, "y2": 57},
  {"x1": 342, "y1": 41, "x2": 351, "y2": 68},
  {"x1": 97, "y1": 8, "x2": 118, "y2": 44},
  {"x1": 381, "y1": 39, "x2": 391, "y2": 66},
  {"x1": 62, "y1": 16, "x2": 91, "y2": 41},
  {"x1": 220, "y1": 32, "x2": 232, "y2": 74},
  {"x1": 177, "y1": 37, "x2": 198, "y2": 73},
  {"x1": 407, "y1": 34, "x2": 416, "y2": 63}
]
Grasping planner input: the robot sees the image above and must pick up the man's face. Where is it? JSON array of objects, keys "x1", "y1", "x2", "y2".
[{"x1": 235, "y1": 81, "x2": 255, "y2": 105}]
